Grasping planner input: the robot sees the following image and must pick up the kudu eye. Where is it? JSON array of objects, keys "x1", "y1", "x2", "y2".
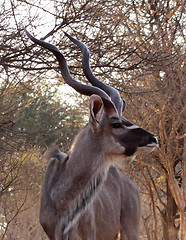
[{"x1": 111, "y1": 122, "x2": 123, "y2": 129}]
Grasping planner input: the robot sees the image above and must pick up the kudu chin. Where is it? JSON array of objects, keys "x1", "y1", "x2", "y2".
[{"x1": 25, "y1": 29, "x2": 158, "y2": 240}]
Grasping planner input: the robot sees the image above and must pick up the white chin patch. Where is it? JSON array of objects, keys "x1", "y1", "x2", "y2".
[{"x1": 138, "y1": 143, "x2": 158, "y2": 154}]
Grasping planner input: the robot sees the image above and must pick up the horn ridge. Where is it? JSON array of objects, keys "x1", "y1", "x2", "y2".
[
  {"x1": 25, "y1": 29, "x2": 110, "y2": 100},
  {"x1": 64, "y1": 32, "x2": 123, "y2": 114}
]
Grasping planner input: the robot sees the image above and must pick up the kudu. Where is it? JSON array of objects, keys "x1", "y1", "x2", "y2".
[{"x1": 25, "y1": 30, "x2": 158, "y2": 240}]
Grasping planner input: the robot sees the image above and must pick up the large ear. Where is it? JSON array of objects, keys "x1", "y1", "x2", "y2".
[
  {"x1": 89, "y1": 95, "x2": 118, "y2": 129},
  {"x1": 90, "y1": 95, "x2": 104, "y2": 126}
]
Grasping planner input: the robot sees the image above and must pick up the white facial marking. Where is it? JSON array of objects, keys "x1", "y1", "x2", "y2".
[{"x1": 125, "y1": 124, "x2": 139, "y2": 130}]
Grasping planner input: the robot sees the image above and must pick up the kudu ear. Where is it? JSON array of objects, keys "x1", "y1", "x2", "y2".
[
  {"x1": 90, "y1": 95, "x2": 118, "y2": 130},
  {"x1": 90, "y1": 95, "x2": 104, "y2": 126}
]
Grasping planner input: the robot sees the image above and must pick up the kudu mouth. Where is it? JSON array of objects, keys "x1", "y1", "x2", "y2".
[
  {"x1": 122, "y1": 128, "x2": 158, "y2": 156},
  {"x1": 138, "y1": 135, "x2": 158, "y2": 148},
  {"x1": 131, "y1": 127, "x2": 158, "y2": 146}
]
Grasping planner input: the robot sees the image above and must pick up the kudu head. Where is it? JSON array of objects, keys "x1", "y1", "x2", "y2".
[{"x1": 25, "y1": 30, "x2": 158, "y2": 160}]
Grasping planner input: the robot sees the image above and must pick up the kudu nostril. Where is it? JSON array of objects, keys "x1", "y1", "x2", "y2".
[{"x1": 149, "y1": 135, "x2": 158, "y2": 144}]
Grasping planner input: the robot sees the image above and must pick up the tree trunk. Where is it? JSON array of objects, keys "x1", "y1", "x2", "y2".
[{"x1": 162, "y1": 181, "x2": 178, "y2": 240}]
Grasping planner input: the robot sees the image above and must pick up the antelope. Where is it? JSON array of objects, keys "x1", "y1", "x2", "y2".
[{"x1": 25, "y1": 30, "x2": 158, "y2": 240}]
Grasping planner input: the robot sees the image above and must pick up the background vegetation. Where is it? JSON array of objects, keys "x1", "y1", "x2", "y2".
[{"x1": 0, "y1": 0, "x2": 185, "y2": 239}]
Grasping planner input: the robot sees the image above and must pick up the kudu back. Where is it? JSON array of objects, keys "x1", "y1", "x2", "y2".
[{"x1": 25, "y1": 30, "x2": 158, "y2": 240}]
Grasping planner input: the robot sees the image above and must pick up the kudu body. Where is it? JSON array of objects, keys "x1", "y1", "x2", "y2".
[{"x1": 25, "y1": 30, "x2": 158, "y2": 240}]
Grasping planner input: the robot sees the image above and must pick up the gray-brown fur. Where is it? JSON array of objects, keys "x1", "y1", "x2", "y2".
[
  {"x1": 39, "y1": 98, "x2": 156, "y2": 240},
  {"x1": 25, "y1": 31, "x2": 158, "y2": 240}
]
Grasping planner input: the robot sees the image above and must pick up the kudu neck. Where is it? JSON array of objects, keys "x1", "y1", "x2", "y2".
[
  {"x1": 57, "y1": 126, "x2": 110, "y2": 237},
  {"x1": 67, "y1": 125, "x2": 110, "y2": 176}
]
